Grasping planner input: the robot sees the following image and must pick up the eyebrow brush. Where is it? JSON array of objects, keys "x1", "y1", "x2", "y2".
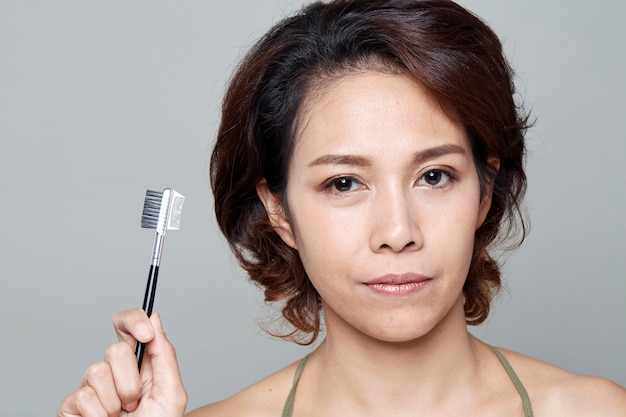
[{"x1": 136, "y1": 188, "x2": 185, "y2": 370}]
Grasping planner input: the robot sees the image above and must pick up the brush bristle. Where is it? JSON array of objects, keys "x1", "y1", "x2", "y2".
[
  {"x1": 140, "y1": 188, "x2": 185, "y2": 233},
  {"x1": 141, "y1": 190, "x2": 164, "y2": 229}
]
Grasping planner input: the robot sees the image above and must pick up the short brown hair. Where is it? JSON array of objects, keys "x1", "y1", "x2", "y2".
[{"x1": 210, "y1": 0, "x2": 529, "y2": 344}]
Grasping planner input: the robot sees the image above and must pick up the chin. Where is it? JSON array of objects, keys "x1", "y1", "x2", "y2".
[
  {"x1": 363, "y1": 304, "x2": 465, "y2": 344},
  {"x1": 361, "y1": 319, "x2": 441, "y2": 344}
]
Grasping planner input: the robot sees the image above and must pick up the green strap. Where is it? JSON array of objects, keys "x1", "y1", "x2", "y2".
[
  {"x1": 489, "y1": 345, "x2": 534, "y2": 417},
  {"x1": 281, "y1": 354, "x2": 311, "y2": 417},
  {"x1": 282, "y1": 349, "x2": 533, "y2": 417}
]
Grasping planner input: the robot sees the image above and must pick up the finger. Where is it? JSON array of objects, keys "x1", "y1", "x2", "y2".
[
  {"x1": 81, "y1": 361, "x2": 123, "y2": 416},
  {"x1": 112, "y1": 308, "x2": 154, "y2": 347},
  {"x1": 145, "y1": 313, "x2": 188, "y2": 411},
  {"x1": 58, "y1": 385, "x2": 108, "y2": 417},
  {"x1": 105, "y1": 342, "x2": 143, "y2": 411}
]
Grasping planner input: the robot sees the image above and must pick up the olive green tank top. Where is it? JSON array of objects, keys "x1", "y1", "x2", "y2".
[{"x1": 281, "y1": 345, "x2": 533, "y2": 417}]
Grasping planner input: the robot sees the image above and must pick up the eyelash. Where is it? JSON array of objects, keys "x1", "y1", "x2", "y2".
[
  {"x1": 417, "y1": 169, "x2": 456, "y2": 189},
  {"x1": 322, "y1": 169, "x2": 456, "y2": 195},
  {"x1": 323, "y1": 176, "x2": 364, "y2": 194}
]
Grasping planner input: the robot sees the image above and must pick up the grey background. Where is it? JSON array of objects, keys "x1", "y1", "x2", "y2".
[{"x1": 1, "y1": 1, "x2": 624, "y2": 416}]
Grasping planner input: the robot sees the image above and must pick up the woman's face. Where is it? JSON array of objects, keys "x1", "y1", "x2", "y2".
[{"x1": 259, "y1": 72, "x2": 493, "y2": 343}]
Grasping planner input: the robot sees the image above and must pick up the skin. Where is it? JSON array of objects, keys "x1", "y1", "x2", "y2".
[
  {"x1": 58, "y1": 72, "x2": 626, "y2": 417},
  {"x1": 270, "y1": 72, "x2": 489, "y2": 346},
  {"x1": 57, "y1": 311, "x2": 187, "y2": 417}
]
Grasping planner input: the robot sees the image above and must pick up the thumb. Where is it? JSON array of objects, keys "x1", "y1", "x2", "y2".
[{"x1": 145, "y1": 313, "x2": 188, "y2": 411}]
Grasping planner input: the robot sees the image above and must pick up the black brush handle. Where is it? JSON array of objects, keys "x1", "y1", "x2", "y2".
[{"x1": 135, "y1": 264, "x2": 159, "y2": 371}]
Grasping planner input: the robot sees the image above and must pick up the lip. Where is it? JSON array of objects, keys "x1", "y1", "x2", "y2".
[{"x1": 364, "y1": 273, "x2": 431, "y2": 298}]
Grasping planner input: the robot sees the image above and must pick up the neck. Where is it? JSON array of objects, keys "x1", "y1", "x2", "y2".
[{"x1": 309, "y1": 299, "x2": 485, "y2": 414}]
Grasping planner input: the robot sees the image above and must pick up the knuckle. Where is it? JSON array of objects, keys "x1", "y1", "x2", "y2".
[
  {"x1": 74, "y1": 385, "x2": 98, "y2": 407},
  {"x1": 163, "y1": 340, "x2": 178, "y2": 358},
  {"x1": 72, "y1": 387, "x2": 108, "y2": 417},
  {"x1": 129, "y1": 307, "x2": 148, "y2": 319},
  {"x1": 105, "y1": 342, "x2": 131, "y2": 361},
  {"x1": 113, "y1": 309, "x2": 151, "y2": 345},
  {"x1": 84, "y1": 361, "x2": 111, "y2": 382},
  {"x1": 112, "y1": 308, "x2": 144, "y2": 328},
  {"x1": 112, "y1": 310, "x2": 128, "y2": 326}
]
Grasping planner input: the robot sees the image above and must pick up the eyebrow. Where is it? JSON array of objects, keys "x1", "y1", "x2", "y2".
[{"x1": 308, "y1": 144, "x2": 467, "y2": 167}]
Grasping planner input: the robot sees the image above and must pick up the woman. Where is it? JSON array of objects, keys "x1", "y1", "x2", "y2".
[{"x1": 58, "y1": 1, "x2": 626, "y2": 416}]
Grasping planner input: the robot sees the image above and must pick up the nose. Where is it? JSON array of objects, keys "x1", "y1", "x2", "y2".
[{"x1": 369, "y1": 187, "x2": 422, "y2": 253}]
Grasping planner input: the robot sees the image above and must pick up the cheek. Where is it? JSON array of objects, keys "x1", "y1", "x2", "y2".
[
  {"x1": 441, "y1": 206, "x2": 481, "y2": 275},
  {"x1": 419, "y1": 190, "x2": 481, "y2": 264},
  {"x1": 288, "y1": 203, "x2": 365, "y2": 279}
]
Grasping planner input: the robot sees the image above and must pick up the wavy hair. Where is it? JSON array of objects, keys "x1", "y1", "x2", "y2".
[{"x1": 210, "y1": 0, "x2": 529, "y2": 344}]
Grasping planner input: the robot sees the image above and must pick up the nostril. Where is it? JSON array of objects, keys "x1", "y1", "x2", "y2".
[{"x1": 379, "y1": 241, "x2": 416, "y2": 252}]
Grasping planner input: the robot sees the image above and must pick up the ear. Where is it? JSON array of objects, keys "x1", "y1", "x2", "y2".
[
  {"x1": 256, "y1": 180, "x2": 297, "y2": 249},
  {"x1": 476, "y1": 156, "x2": 500, "y2": 229}
]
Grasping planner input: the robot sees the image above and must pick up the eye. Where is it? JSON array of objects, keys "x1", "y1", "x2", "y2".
[
  {"x1": 326, "y1": 176, "x2": 362, "y2": 193},
  {"x1": 418, "y1": 169, "x2": 453, "y2": 188}
]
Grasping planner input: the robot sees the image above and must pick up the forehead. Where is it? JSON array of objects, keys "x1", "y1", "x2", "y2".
[{"x1": 292, "y1": 71, "x2": 469, "y2": 159}]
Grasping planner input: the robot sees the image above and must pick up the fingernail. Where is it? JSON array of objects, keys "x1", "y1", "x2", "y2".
[
  {"x1": 123, "y1": 400, "x2": 138, "y2": 411},
  {"x1": 153, "y1": 312, "x2": 165, "y2": 334},
  {"x1": 135, "y1": 322, "x2": 152, "y2": 341}
]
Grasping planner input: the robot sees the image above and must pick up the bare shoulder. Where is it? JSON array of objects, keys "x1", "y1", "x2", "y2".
[
  {"x1": 184, "y1": 358, "x2": 302, "y2": 417},
  {"x1": 496, "y1": 347, "x2": 626, "y2": 416}
]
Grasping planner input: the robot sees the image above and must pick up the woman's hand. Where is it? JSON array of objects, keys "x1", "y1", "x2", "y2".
[{"x1": 57, "y1": 309, "x2": 188, "y2": 417}]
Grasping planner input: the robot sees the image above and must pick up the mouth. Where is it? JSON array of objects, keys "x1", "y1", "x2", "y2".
[{"x1": 364, "y1": 273, "x2": 431, "y2": 298}]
